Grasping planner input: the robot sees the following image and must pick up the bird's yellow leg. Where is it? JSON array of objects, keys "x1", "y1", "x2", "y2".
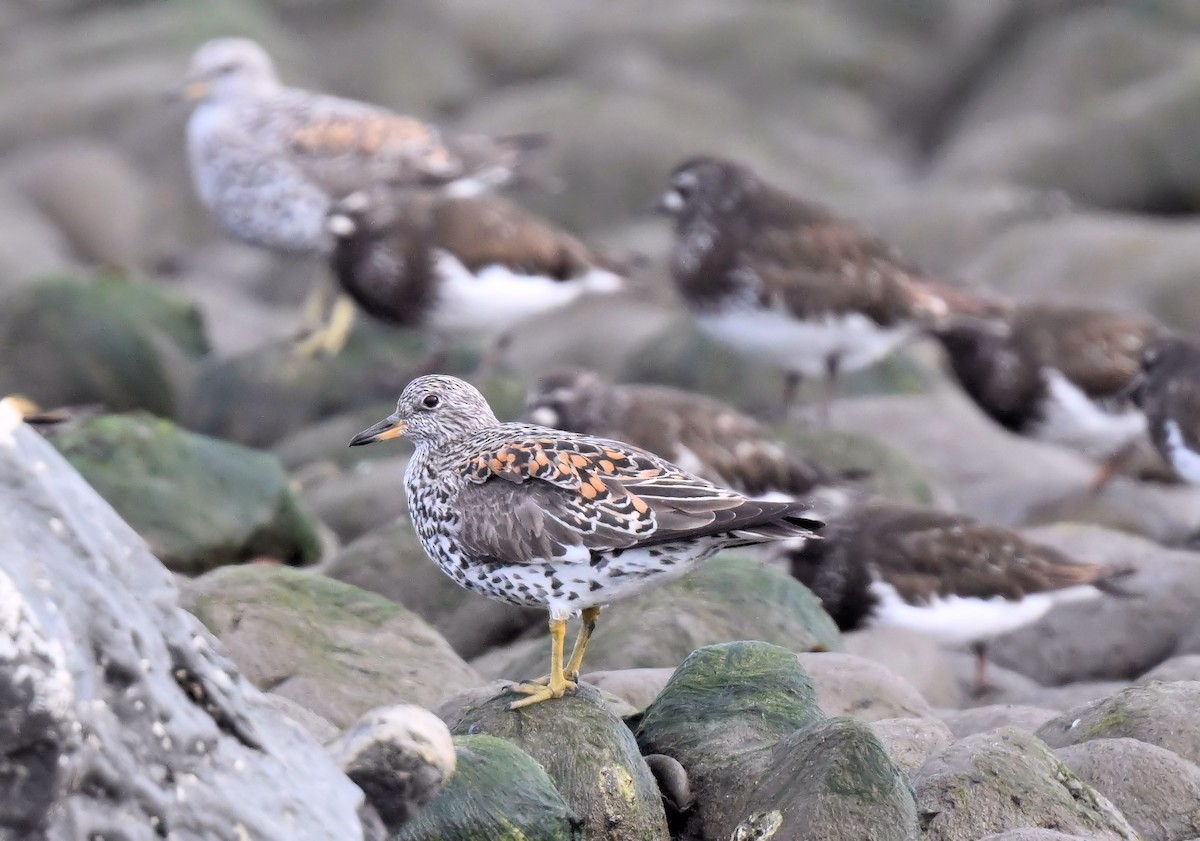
[
  {"x1": 297, "y1": 274, "x2": 335, "y2": 334},
  {"x1": 293, "y1": 293, "x2": 357, "y2": 358},
  {"x1": 525, "y1": 606, "x2": 601, "y2": 685},
  {"x1": 510, "y1": 616, "x2": 574, "y2": 708}
]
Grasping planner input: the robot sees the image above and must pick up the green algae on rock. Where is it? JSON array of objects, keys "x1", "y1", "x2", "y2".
[
  {"x1": 50, "y1": 411, "x2": 319, "y2": 573},
  {"x1": 637, "y1": 641, "x2": 917, "y2": 841},
  {"x1": 182, "y1": 565, "x2": 480, "y2": 728},
  {"x1": 447, "y1": 684, "x2": 669, "y2": 841},
  {"x1": 394, "y1": 735, "x2": 581, "y2": 841},
  {"x1": 0, "y1": 275, "x2": 208, "y2": 416}
]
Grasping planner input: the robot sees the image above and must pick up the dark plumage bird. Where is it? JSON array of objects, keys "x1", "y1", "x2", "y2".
[
  {"x1": 1130, "y1": 335, "x2": 1200, "y2": 485},
  {"x1": 655, "y1": 155, "x2": 1002, "y2": 408},
  {"x1": 349, "y1": 375, "x2": 822, "y2": 707},
  {"x1": 787, "y1": 502, "x2": 1134, "y2": 691},
  {"x1": 523, "y1": 369, "x2": 837, "y2": 498},
  {"x1": 935, "y1": 302, "x2": 1165, "y2": 490},
  {"x1": 327, "y1": 188, "x2": 628, "y2": 373}
]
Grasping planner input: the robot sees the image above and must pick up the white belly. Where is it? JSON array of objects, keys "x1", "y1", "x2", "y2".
[
  {"x1": 1165, "y1": 419, "x2": 1200, "y2": 484},
  {"x1": 1032, "y1": 368, "x2": 1146, "y2": 458},
  {"x1": 696, "y1": 308, "x2": 912, "y2": 377},
  {"x1": 428, "y1": 252, "x2": 623, "y2": 338},
  {"x1": 867, "y1": 580, "x2": 1100, "y2": 647}
]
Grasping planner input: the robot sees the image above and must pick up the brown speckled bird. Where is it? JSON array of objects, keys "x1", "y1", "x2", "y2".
[
  {"x1": 523, "y1": 368, "x2": 837, "y2": 498},
  {"x1": 656, "y1": 155, "x2": 1003, "y2": 409},
  {"x1": 350, "y1": 375, "x2": 822, "y2": 707},
  {"x1": 786, "y1": 503, "x2": 1133, "y2": 692}
]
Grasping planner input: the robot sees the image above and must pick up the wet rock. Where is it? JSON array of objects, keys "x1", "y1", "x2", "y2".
[
  {"x1": 797, "y1": 652, "x2": 933, "y2": 722},
  {"x1": 50, "y1": 411, "x2": 320, "y2": 573},
  {"x1": 448, "y1": 684, "x2": 670, "y2": 840},
  {"x1": 990, "y1": 525, "x2": 1200, "y2": 685},
  {"x1": 325, "y1": 517, "x2": 541, "y2": 660},
  {"x1": 1037, "y1": 681, "x2": 1200, "y2": 765},
  {"x1": 843, "y1": 628, "x2": 964, "y2": 708},
  {"x1": 488, "y1": 555, "x2": 841, "y2": 679},
  {"x1": 328, "y1": 705, "x2": 457, "y2": 835},
  {"x1": 0, "y1": 401, "x2": 365, "y2": 838},
  {"x1": 870, "y1": 716, "x2": 954, "y2": 777},
  {"x1": 182, "y1": 565, "x2": 481, "y2": 728},
  {"x1": 637, "y1": 641, "x2": 919, "y2": 841},
  {"x1": 914, "y1": 727, "x2": 1138, "y2": 841},
  {"x1": 939, "y1": 705, "x2": 1059, "y2": 739},
  {"x1": 393, "y1": 734, "x2": 579, "y2": 841},
  {"x1": 1055, "y1": 738, "x2": 1200, "y2": 841},
  {"x1": 0, "y1": 275, "x2": 208, "y2": 416},
  {"x1": 581, "y1": 669, "x2": 674, "y2": 715}
]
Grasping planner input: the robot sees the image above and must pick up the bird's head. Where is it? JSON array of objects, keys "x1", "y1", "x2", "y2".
[
  {"x1": 350, "y1": 375, "x2": 498, "y2": 450},
  {"x1": 523, "y1": 369, "x2": 615, "y2": 433},
  {"x1": 655, "y1": 156, "x2": 756, "y2": 229},
  {"x1": 179, "y1": 38, "x2": 280, "y2": 104}
]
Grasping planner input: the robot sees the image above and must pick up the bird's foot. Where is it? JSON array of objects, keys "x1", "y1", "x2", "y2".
[{"x1": 508, "y1": 675, "x2": 576, "y2": 708}]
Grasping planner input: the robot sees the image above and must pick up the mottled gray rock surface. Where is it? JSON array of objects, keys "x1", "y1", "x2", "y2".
[{"x1": 0, "y1": 408, "x2": 366, "y2": 839}]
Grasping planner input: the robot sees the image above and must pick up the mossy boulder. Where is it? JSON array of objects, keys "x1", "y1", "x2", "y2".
[
  {"x1": 491, "y1": 555, "x2": 841, "y2": 679},
  {"x1": 914, "y1": 728, "x2": 1139, "y2": 841},
  {"x1": 394, "y1": 735, "x2": 580, "y2": 841},
  {"x1": 50, "y1": 411, "x2": 319, "y2": 573},
  {"x1": 446, "y1": 685, "x2": 668, "y2": 840},
  {"x1": 182, "y1": 565, "x2": 480, "y2": 728},
  {"x1": 0, "y1": 275, "x2": 208, "y2": 416},
  {"x1": 326, "y1": 517, "x2": 541, "y2": 660},
  {"x1": 1037, "y1": 681, "x2": 1200, "y2": 766},
  {"x1": 636, "y1": 642, "x2": 917, "y2": 841}
]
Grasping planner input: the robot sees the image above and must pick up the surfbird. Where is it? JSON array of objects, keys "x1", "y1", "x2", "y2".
[
  {"x1": 1129, "y1": 335, "x2": 1200, "y2": 484},
  {"x1": 786, "y1": 502, "x2": 1134, "y2": 692},
  {"x1": 936, "y1": 301, "x2": 1164, "y2": 491},
  {"x1": 178, "y1": 37, "x2": 544, "y2": 355},
  {"x1": 326, "y1": 188, "x2": 627, "y2": 375},
  {"x1": 349, "y1": 375, "x2": 822, "y2": 707},
  {"x1": 523, "y1": 368, "x2": 838, "y2": 499},
  {"x1": 655, "y1": 155, "x2": 1003, "y2": 411}
]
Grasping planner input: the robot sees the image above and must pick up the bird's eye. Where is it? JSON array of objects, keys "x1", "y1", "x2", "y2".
[
  {"x1": 217, "y1": 63, "x2": 238, "y2": 75},
  {"x1": 422, "y1": 394, "x2": 440, "y2": 409}
]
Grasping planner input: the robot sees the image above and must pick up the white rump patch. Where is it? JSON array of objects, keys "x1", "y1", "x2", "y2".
[
  {"x1": 696, "y1": 307, "x2": 913, "y2": 377},
  {"x1": 868, "y1": 580, "x2": 1100, "y2": 647},
  {"x1": 1032, "y1": 368, "x2": 1146, "y2": 458},
  {"x1": 1165, "y1": 419, "x2": 1200, "y2": 484}
]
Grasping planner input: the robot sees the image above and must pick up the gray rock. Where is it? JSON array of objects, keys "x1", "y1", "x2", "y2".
[
  {"x1": 637, "y1": 642, "x2": 919, "y2": 841},
  {"x1": 796, "y1": 651, "x2": 934, "y2": 722},
  {"x1": 302, "y1": 454, "x2": 411, "y2": 545},
  {"x1": 487, "y1": 554, "x2": 842, "y2": 679},
  {"x1": 581, "y1": 668, "x2": 674, "y2": 715},
  {"x1": 271, "y1": 400, "x2": 401, "y2": 472},
  {"x1": 182, "y1": 565, "x2": 481, "y2": 728},
  {"x1": 324, "y1": 517, "x2": 541, "y2": 661},
  {"x1": 914, "y1": 727, "x2": 1138, "y2": 841},
  {"x1": 939, "y1": 705, "x2": 1059, "y2": 739},
  {"x1": 266, "y1": 692, "x2": 339, "y2": 743},
  {"x1": 843, "y1": 628, "x2": 965, "y2": 708},
  {"x1": 328, "y1": 705, "x2": 457, "y2": 835},
  {"x1": 0, "y1": 402, "x2": 365, "y2": 838},
  {"x1": 393, "y1": 734, "x2": 577, "y2": 841},
  {"x1": 447, "y1": 684, "x2": 670, "y2": 840},
  {"x1": 1140, "y1": 655, "x2": 1200, "y2": 684},
  {"x1": 830, "y1": 390, "x2": 1200, "y2": 543},
  {"x1": 991, "y1": 525, "x2": 1200, "y2": 685},
  {"x1": 977, "y1": 832, "x2": 1094, "y2": 841},
  {"x1": 0, "y1": 275, "x2": 209, "y2": 417},
  {"x1": 49, "y1": 411, "x2": 321, "y2": 574},
  {"x1": 1012, "y1": 682, "x2": 1132, "y2": 713},
  {"x1": 942, "y1": 651, "x2": 1044, "y2": 706},
  {"x1": 0, "y1": 189, "x2": 79, "y2": 295},
  {"x1": 1037, "y1": 681, "x2": 1200, "y2": 765},
  {"x1": 1056, "y1": 738, "x2": 1200, "y2": 841},
  {"x1": 870, "y1": 716, "x2": 954, "y2": 777}
]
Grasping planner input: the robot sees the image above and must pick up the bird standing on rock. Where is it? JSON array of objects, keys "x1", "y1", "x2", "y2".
[
  {"x1": 325, "y1": 188, "x2": 629, "y2": 377},
  {"x1": 349, "y1": 375, "x2": 822, "y2": 707},
  {"x1": 1128, "y1": 335, "x2": 1200, "y2": 485},
  {"x1": 656, "y1": 155, "x2": 1003, "y2": 414},
  {"x1": 177, "y1": 37, "x2": 544, "y2": 356}
]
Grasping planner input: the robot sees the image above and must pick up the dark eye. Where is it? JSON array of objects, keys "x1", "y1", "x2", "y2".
[
  {"x1": 217, "y1": 63, "x2": 238, "y2": 75},
  {"x1": 422, "y1": 394, "x2": 440, "y2": 409}
]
